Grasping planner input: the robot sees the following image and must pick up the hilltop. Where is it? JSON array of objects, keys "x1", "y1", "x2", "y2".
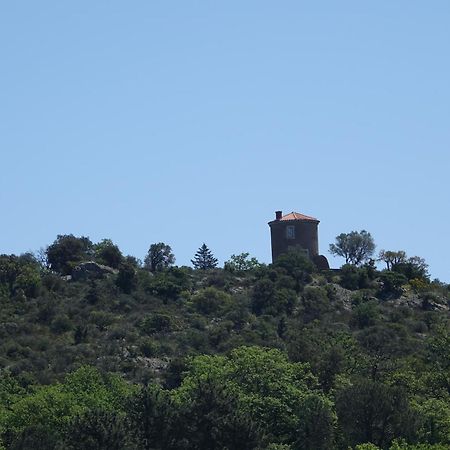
[{"x1": 0, "y1": 236, "x2": 449, "y2": 449}]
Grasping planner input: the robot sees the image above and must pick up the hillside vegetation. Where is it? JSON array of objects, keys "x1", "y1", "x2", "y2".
[{"x1": 0, "y1": 235, "x2": 449, "y2": 449}]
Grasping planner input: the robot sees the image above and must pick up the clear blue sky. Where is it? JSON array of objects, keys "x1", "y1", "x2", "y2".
[{"x1": 1, "y1": 1, "x2": 449, "y2": 281}]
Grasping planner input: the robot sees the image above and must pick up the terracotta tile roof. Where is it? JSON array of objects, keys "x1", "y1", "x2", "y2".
[{"x1": 279, "y1": 212, "x2": 319, "y2": 222}]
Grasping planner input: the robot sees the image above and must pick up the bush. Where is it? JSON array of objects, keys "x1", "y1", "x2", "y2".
[
  {"x1": 115, "y1": 261, "x2": 136, "y2": 294},
  {"x1": 251, "y1": 279, "x2": 275, "y2": 315},
  {"x1": 50, "y1": 314, "x2": 73, "y2": 334},
  {"x1": 89, "y1": 311, "x2": 115, "y2": 331},
  {"x1": 273, "y1": 251, "x2": 315, "y2": 276},
  {"x1": 147, "y1": 268, "x2": 192, "y2": 301},
  {"x1": 140, "y1": 313, "x2": 174, "y2": 335},
  {"x1": 339, "y1": 264, "x2": 371, "y2": 290},
  {"x1": 192, "y1": 287, "x2": 233, "y2": 315},
  {"x1": 378, "y1": 271, "x2": 408, "y2": 299},
  {"x1": 139, "y1": 338, "x2": 159, "y2": 357},
  {"x1": 301, "y1": 287, "x2": 330, "y2": 322},
  {"x1": 351, "y1": 301, "x2": 380, "y2": 329}
]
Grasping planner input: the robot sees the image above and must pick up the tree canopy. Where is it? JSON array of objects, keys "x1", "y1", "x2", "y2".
[
  {"x1": 144, "y1": 243, "x2": 175, "y2": 272},
  {"x1": 46, "y1": 234, "x2": 94, "y2": 275},
  {"x1": 191, "y1": 243, "x2": 218, "y2": 270},
  {"x1": 329, "y1": 230, "x2": 376, "y2": 266}
]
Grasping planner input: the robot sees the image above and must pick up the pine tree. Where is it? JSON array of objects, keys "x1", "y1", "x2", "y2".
[{"x1": 191, "y1": 244, "x2": 218, "y2": 270}]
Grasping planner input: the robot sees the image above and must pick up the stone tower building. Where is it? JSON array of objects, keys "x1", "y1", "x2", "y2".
[{"x1": 268, "y1": 210, "x2": 329, "y2": 269}]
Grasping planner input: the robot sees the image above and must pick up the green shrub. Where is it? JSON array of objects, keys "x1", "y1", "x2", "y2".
[
  {"x1": 140, "y1": 313, "x2": 174, "y2": 335},
  {"x1": 351, "y1": 300, "x2": 380, "y2": 329},
  {"x1": 192, "y1": 287, "x2": 232, "y2": 315},
  {"x1": 378, "y1": 271, "x2": 408, "y2": 298},
  {"x1": 50, "y1": 314, "x2": 73, "y2": 334},
  {"x1": 340, "y1": 264, "x2": 371, "y2": 290},
  {"x1": 139, "y1": 338, "x2": 159, "y2": 357}
]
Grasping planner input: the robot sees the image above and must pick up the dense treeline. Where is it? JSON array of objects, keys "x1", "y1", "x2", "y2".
[{"x1": 0, "y1": 235, "x2": 449, "y2": 449}]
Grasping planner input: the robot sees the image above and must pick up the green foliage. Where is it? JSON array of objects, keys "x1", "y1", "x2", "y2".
[
  {"x1": 273, "y1": 250, "x2": 315, "y2": 278},
  {"x1": 0, "y1": 371, "x2": 26, "y2": 444},
  {"x1": 251, "y1": 279, "x2": 297, "y2": 316},
  {"x1": 4, "y1": 366, "x2": 125, "y2": 437},
  {"x1": 294, "y1": 393, "x2": 336, "y2": 449},
  {"x1": 191, "y1": 287, "x2": 233, "y2": 315},
  {"x1": 115, "y1": 260, "x2": 136, "y2": 293},
  {"x1": 0, "y1": 254, "x2": 41, "y2": 297},
  {"x1": 50, "y1": 314, "x2": 73, "y2": 334},
  {"x1": 0, "y1": 235, "x2": 449, "y2": 449},
  {"x1": 393, "y1": 256, "x2": 430, "y2": 281},
  {"x1": 126, "y1": 385, "x2": 173, "y2": 449},
  {"x1": 140, "y1": 313, "x2": 174, "y2": 334},
  {"x1": 426, "y1": 325, "x2": 450, "y2": 371},
  {"x1": 62, "y1": 409, "x2": 130, "y2": 450},
  {"x1": 379, "y1": 270, "x2": 408, "y2": 298},
  {"x1": 46, "y1": 234, "x2": 93, "y2": 275},
  {"x1": 336, "y1": 379, "x2": 417, "y2": 448},
  {"x1": 301, "y1": 286, "x2": 330, "y2": 322},
  {"x1": 146, "y1": 267, "x2": 191, "y2": 301},
  {"x1": 191, "y1": 243, "x2": 218, "y2": 270},
  {"x1": 93, "y1": 239, "x2": 123, "y2": 269},
  {"x1": 0, "y1": 255, "x2": 22, "y2": 293},
  {"x1": 389, "y1": 440, "x2": 450, "y2": 450},
  {"x1": 251, "y1": 278, "x2": 276, "y2": 315},
  {"x1": 413, "y1": 398, "x2": 450, "y2": 445},
  {"x1": 379, "y1": 250, "x2": 407, "y2": 271},
  {"x1": 144, "y1": 243, "x2": 175, "y2": 272},
  {"x1": 175, "y1": 346, "x2": 327, "y2": 445},
  {"x1": 351, "y1": 300, "x2": 380, "y2": 329},
  {"x1": 224, "y1": 252, "x2": 261, "y2": 273},
  {"x1": 173, "y1": 378, "x2": 264, "y2": 449},
  {"x1": 330, "y1": 230, "x2": 375, "y2": 266},
  {"x1": 339, "y1": 264, "x2": 371, "y2": 290}
]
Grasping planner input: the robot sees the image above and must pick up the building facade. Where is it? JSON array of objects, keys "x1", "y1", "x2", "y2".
[{"x1": 268, "y1": 210, "x2": 329, "y2": 269}]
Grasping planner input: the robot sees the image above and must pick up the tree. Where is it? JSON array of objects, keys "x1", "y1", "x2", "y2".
[
  {"x1": 378, "y1": 250, "x2": 407, "y2": 271},
  {"x1": 393, "y1": 256, "x2": 429, "y2": 281},
  {"x1": 378, "y1": 250, "x2": 429, "y2": 281},
  {"x1": 173, "y1": 377, "x2": 264, "y2": 450},
  {"x1": 175, "y1": 346, "x2": 329, "y2": 446},
  {"x1": 126, "y1": 385, "x2": 174, "y2": 450},
  {"x1": 0, "y1": 254, "x2": 41, "y2": 297},
  {"x1": 62, "y1": 409, "x2": 131, "y2": 450},
  {"x1": 144, "y1": 243, "x2": 175, "y2": 272},
  {"x1": 295, "y1": 394, "x2": 336, "y2": 450},
  {"x1": 329, "y1": 230, "x2": 375, "y2": 266},
  {"x1": 116, "y1": 260, "x2": 137, "y2": 293},
  {"x1": 336, "y1": 379, "x2": 417, "y2": 448},
  {"x1": 224, "y1": 253, "x2": 260, "y2": 272},
  {"x1": 4, "y1": 366, "x2": 131, "y2": 447},
  {"x1": 46, "y1": 235, "x2": 93, "y2": 275},
  {"x1": 191, "y1": 244, "x2": 218, "y2": 270},
  {"x1": 93, "y1": 239, "x2": 123, "y2": 269}
]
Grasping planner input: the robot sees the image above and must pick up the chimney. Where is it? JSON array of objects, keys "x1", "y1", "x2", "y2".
[{"x1": 275, "y1": 210, "x2": 282, "y2": 221}]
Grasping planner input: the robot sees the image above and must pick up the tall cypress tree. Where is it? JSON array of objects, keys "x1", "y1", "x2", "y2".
[{"x1": 191, "y1": 244, "x2": 218, "y2": 270}]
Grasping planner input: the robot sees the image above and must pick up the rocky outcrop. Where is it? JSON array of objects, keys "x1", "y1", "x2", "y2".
[{"x1": 72, "y1": 261, "x2": 118, "y2": 281}]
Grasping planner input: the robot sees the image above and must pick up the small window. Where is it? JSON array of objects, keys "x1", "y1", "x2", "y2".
[{"x1": 286, "y1": 225, "x2": 295, "y2": 239}]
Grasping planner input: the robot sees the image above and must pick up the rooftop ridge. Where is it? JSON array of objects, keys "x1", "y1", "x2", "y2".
[{"x1": 279, "y1": 211, "x2": 318, "y2": 222}]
